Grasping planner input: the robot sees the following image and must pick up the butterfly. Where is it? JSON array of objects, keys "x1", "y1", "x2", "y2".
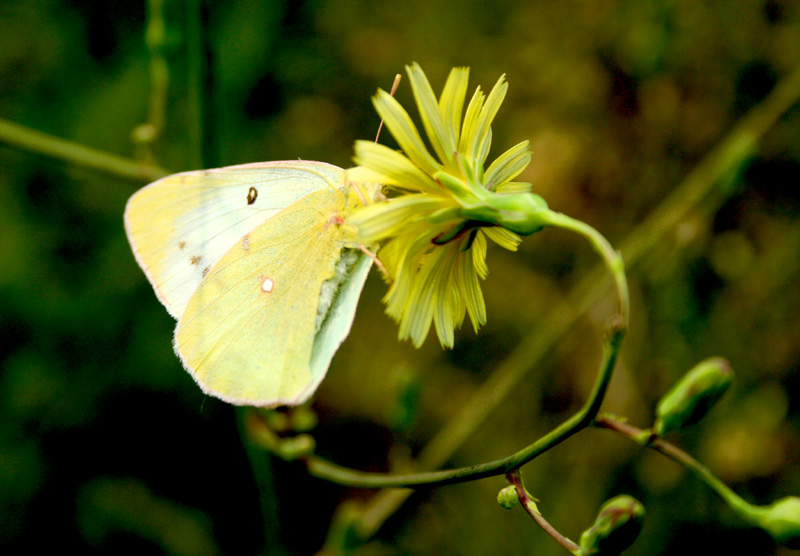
[{"x1": 124, "y1": 160, "x2": 380, "y2": 407}]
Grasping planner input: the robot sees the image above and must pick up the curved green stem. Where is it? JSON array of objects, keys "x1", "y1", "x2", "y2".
[
  {"x1": 305, "y1": 323, "x2": 623, "y2": 488},
  {"x1": 539, "y1": 210, "x2": 629, "y2": 327},
  {"x1": 304, "y1": 218, "x2": 628, "y2": 488}
]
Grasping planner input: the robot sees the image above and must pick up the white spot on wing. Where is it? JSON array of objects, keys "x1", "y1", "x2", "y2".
[{"x1": 260, "y1": 276, "x2": 274, "y2": 293}]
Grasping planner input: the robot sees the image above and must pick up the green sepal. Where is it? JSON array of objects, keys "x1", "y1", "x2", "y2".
[
  {"x1": 460, "y1": 191, "x2": 550, "y2": 236},
  {"x1": 653, "y1": 357, "x2": 733, "y2": 436},
  {"x1": 579, "y1": 495, "x2": 645, "y2": 556}
]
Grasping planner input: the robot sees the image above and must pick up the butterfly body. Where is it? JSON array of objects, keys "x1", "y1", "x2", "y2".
[{"x1": 125, "y1": 160, "x2": 377, "y2": 407}]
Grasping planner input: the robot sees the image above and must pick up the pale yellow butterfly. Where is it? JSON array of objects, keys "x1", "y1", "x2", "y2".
[{"x1": 124, "y1": 160, "x2": 380, "y2": 407}]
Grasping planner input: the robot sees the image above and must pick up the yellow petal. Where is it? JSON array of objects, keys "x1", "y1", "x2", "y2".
[
  {"x1": 485, "y1": 140, "x2": 531, "y2": 189},
  {"x1": 352, "y1": 140, "x2": 440, "y2": 193},
  {"x1": 406, "y1": 63, "x2": 456, "y2": 170},
  {"x1": 373, "y1": 90, "x2": 440, "y2": 176}
]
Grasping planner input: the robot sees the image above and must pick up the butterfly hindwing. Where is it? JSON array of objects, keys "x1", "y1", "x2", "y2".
[{"x1": 173, "y1": 185, "x2": 367, "y2": 406}]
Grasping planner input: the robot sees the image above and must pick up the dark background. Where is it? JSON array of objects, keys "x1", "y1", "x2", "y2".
[{"x1": 2, "y1": 0, "x2": 800, "y2": 555}]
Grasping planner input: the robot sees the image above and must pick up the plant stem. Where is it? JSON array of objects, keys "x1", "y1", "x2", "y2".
[
  {"x1": 540, "y1": 212, "x2": 629, "y2": 327},
  {"x1": 0, "y1": 118, "x2": 169, "y2": 182},
  {"x1": 184, "y1": 0, "x2": 206, "y2": 170},
  {"x1": 506, "y1": 469, "x2": 580, "y2": 555},
  {"x1": 593, "y1": 414, "x2": 752, "y2": 516},
  {"x1": 136, "y1": 0, "x2": 170, "y2": 166}
]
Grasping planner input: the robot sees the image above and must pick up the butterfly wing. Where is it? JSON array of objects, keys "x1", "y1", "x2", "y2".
[
  {"x1": 124, "y1": 160, "x2": 344, "y2": 318},
  {"x1": 173, "y1": 185, "x2": 371, "y2": 407}
]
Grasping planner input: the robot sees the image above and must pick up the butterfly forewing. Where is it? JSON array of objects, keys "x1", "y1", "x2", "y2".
[{"x1": 124, "y1": 161, "x2": 345, "y2": 318}]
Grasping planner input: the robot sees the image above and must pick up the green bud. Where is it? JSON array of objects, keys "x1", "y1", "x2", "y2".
[
  {"x1": 276, "y1": 434, "x2": 316, "y2": 461},
  {"x1": 265, "y1": 410, "x2": 291, "y2": 432},
  {"x1": 497, "y1": 485, "x2": 519, "y2": 510},
  {"x1": 654, "y1": 357, "x2": 732, "y2": 436},
  {"x1": 579, "y1": 495, "x2": 645, "y2": 556},
  {"x1": 753, "y1": 497, "x2": 800, "y2": 549},
  {"x1": 290, "y1": 405, "x2": 318, "y2": 433}
]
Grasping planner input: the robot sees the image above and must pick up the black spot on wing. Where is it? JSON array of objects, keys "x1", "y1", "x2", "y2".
[{"x1": 247, "y1": 187, "x2": 258, "y2": 205}]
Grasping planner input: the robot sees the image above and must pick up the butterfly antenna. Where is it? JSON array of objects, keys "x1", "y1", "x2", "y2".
[
  {"x1": 351, "y1": 70, "x2": 400, "y2": 282},
  {"x1": 374, "y1": 73, "x2": 402, "y2": 143}
]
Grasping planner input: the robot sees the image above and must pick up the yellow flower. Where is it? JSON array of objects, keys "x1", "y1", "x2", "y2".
[{"x1": 347, "y1": 63, "x2": 549, "y2": 348}]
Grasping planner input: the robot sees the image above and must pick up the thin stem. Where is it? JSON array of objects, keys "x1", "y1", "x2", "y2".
[
  {"x1": 593, "y1": 414, "x2": 752, "y2": 516},
  {"x1": 540, "y1": 211, "x2": 629, "y2": 327},
  {"x1": 506, "y1": 469, "x2": 580, "y2": 554},
  {"x1": 0, "y1": 118, "x2": 169, "y2": 182},
  {"x1": 133, "y1": 0, "x2": 170, "y2": 166},
  {"x1": 184, "y1": 0, "x2": 207, "y2": 169}
]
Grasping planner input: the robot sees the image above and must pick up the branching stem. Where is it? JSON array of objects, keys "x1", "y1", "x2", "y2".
[
  {"x1": 593, "y1": 414, "x2": 752, "y2": 516},
  {"x1": 506, "y1": 469, "x2": 580, "y2": 554}
]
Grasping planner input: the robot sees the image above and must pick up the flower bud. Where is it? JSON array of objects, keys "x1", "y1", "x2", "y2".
[
  {"x1": 579, "y1": 495, "x2": 645, "y2": 556},
  {"x1": 276, "y1": 434, "x2": 316, "y2": 461},
  {"x1": 290, "y1": 405, "x2": 318, "y2": 433},
  {"x1": 654, "y1": 357, "x2": 732, "y2": 436},
  {"x1": 497, "y1": 485, "x2": 519, "y2": 509},
  {"x1": 753, "y1": 497, "x2": 800, "y2": 549}
]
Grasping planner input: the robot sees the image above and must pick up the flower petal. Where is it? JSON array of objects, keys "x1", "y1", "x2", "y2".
[
  {"x1": 483, "y1": 226, "x2": 521, "y2": 251},
  {"x1": 456, "y1": 235, "x2": 486, "y2": 331},
  {"x1": 348, "y1": 194, "x2": 445, "y2": 242},
  {"x1": 494, "y1": 181, "x2": 533, "y2": 194},
  {"x1": 466, "y1": 75, "x2": 508, "y2": 164},
  {"x1": 373, "y1": 90, "x2": 440, "y2": 176},
  {"x1": 429, "y1": 245, "x2": 459, "y2": 347},
  {"x1": 439, "y1": 66, "x2": 470, "y2": 151},
  {"x1": 407, "y1": 63, "x2": 456, "y2": 170},
  {"x1": 471, "y1": 230, "x2": 489, "y2": 278},
  {"x1": 485, "y1": 140, "x2": 531, "y2": 189},
  {"x1": 352, "y1": 140, "x2": 441, "y2": 193},
  {"x1": 458, "y1": 86, "x2": 485, "y2": 160}
]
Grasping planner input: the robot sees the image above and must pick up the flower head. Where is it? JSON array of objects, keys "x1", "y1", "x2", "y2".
[{"x1": 346, "y1": 63, "x2": 549, "y2": 348}]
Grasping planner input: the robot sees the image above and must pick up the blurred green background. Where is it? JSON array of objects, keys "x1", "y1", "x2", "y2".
[{"x1": 2, "y1": 0, "x2": 800, "y2": 555}]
